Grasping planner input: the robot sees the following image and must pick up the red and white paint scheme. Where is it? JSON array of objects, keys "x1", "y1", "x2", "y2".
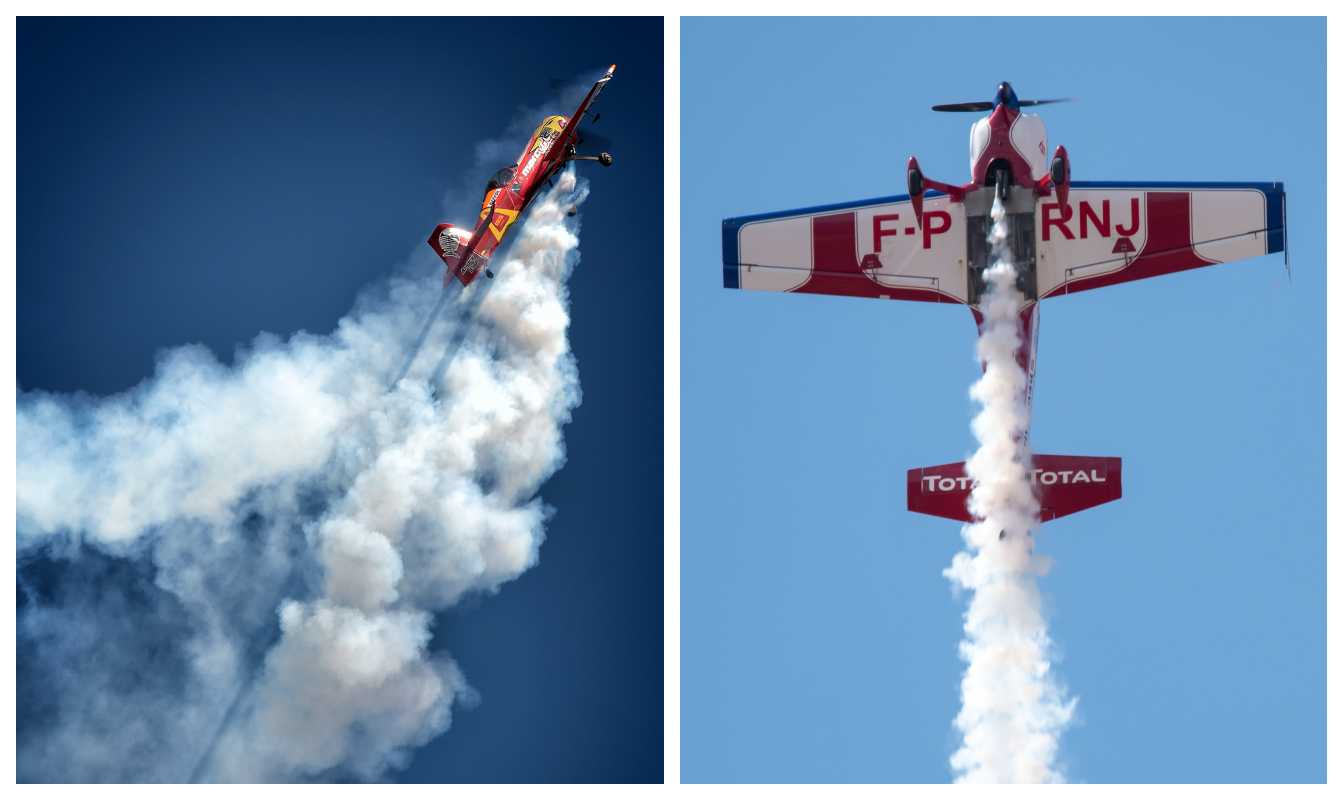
[
  {"x1": 427, "y1": 65, "x2": 615, "y2": 287},
  {"x1": 722, "y1": 82, "x2": 1287, "y2": 529}
]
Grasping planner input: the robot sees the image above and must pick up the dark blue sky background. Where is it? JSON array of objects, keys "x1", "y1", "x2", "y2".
[{"x1": 18, "y1": 16, "x2": 662, "y2": 783}]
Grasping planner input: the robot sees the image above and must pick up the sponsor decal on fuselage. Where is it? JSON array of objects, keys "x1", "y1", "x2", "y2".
[
  {"x1": 519, "y1": 117, "x2": 563, "y2": 182},
  {"x1": 519, "y1": 143, "x2": 550, "y2": 181}
]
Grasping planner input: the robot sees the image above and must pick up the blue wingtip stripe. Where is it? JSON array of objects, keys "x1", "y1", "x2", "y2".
[
  {"x1": 722, "y1": 217, "x2": 742, "y2": 289},
  {"x1": 1264, "y1": 183, "x2": 1286, "y2": 255}
]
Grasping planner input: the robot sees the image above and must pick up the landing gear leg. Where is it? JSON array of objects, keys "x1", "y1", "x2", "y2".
[{"x1": 569, "y1": 152, "x2": 614, "y2": 167}]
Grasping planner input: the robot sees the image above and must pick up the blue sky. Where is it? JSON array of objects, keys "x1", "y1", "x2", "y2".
[
  {"x1": 18, "y1": 17, "x2": 662, "y2": 782},
  {"x1": 681, "y1": 17, "x2": 1324, "y2": 783}
]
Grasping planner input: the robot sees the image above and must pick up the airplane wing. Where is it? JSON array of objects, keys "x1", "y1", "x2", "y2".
[
  {"x1": 552, "y1": 64, "x2": 616, "y2": 164},
  {"x1": 1036, "y1": 181, "x2": 1286, "y2": 297},
  {"x1": 722, "y1": 192, "x2": 971, "y2": 304}
]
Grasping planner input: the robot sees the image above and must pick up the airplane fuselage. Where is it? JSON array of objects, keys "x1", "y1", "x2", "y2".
[{"x1": 428, "y1": 65, "x2": 615, "y2": 287}]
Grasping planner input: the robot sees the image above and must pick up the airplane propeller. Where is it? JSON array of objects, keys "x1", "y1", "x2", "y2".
[
  {"x1": 930, "y1": 101, "x2": 994, "y2": 112},
  {"x1": 932, "y1": 97, "x2": 1075, "y2": 112}
]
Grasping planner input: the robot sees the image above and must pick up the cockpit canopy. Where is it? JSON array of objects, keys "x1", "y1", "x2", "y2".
[{"x1": 486, "y1": 165, "x2": 517, "y2": 191}]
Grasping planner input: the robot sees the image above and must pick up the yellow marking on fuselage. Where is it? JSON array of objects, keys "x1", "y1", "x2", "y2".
[
  {"x1": 530, "y1": 115, "x2": 567, "y2": 152},
  {"x1": 481, "y1": 206, "x2": 519, "y2": 241},
  {"x1": 480, "y1": 188, "x2": 501, "y2": 217}
]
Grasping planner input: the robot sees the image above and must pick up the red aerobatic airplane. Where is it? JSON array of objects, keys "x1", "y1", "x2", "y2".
[
  {"x1": 722, "y1": 81, "x2": 1287, "y2": 534},
  {"x1": 428, "y1": 65, "x2": 616, "y2": 286}
]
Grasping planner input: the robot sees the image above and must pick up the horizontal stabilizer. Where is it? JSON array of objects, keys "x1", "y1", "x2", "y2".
[
  {"x1": 427, "y1": 223, "x2": 489, "y2": 287},
  {"x1": 907, "y1": 454, "x2": 1122, "y2": 523}
]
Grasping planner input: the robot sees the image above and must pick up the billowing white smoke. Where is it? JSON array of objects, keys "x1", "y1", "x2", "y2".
[
  {"x1": 16, "y1": 168, "x2": 588, "y2": 782},
  {"x1": 943, "y1": 197, "x2": 1076, "y2": 783}
]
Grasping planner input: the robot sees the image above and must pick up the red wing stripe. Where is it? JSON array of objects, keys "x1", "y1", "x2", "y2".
[
  {"x1": 788, "y1": 212, "x2": 959, "y2": 303},
  {"x1": 1050, "y1": 192, "x2": 1215, "y2": 295}
]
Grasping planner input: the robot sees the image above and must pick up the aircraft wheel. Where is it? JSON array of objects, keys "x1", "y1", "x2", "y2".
[{"x1": 598, "y1": 152, "x2": 614, "y2": 167}]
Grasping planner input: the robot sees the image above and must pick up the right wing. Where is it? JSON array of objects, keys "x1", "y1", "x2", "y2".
[
  {"x1": 1036, "y1": 181, "x2": 1286, "y2": 297},
  {"x1": 722, "y1": 192, "x2": 970, "y2": 304}
]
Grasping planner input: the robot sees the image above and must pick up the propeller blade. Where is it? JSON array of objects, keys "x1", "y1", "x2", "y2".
[
  {"x1": 931, "y1": 101, "x2": 994, "y2": 112},
  {"x1": 1019, "y1": 97, "x2": 1075, "y2": 107}
]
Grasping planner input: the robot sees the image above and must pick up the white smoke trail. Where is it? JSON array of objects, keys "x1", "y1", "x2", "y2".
[
  {"x1": 943, "y1": 197, "x2": 1076, "y2": 783},
  {"x1": 16, "y1": 168, "x2": 588, "y2": 782}
]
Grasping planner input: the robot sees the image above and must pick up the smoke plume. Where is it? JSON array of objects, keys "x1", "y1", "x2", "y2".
[
  {"x1": 17, "y1": 161, "x2": 589, "y2": 782},
  {"x1": 943, "y1": 197, "x2": 1076, "y2": 783}
]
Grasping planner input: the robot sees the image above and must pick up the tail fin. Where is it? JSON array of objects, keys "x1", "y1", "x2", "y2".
[
  {"x1": 907, "y1": 454, "x2": 1122, "y2": 523},
  {"x1": 427, "y1": 223, "x2": 490, "y2": 287}
]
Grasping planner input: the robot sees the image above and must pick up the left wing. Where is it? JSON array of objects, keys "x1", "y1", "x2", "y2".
[
  {"x1": 1037, "y1": 181, "x2": 1286, "y2": 298},
  {"x1": 723, "y1": 192, "x2": 971, "y2": 304}
]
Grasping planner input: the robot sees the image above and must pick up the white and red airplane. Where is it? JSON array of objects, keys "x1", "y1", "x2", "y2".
[{"x1": 722, "y1": 81, "x2": 1287, "y2": 531}]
